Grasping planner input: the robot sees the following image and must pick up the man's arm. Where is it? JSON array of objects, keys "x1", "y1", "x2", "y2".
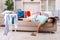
[{"x1": 37, "y1": 23, "x2": 43, "y2": 33}]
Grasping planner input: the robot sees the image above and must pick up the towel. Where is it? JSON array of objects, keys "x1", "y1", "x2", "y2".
[
  {"x1": 26, "y1": 11, "x2": 31, "y2": 17},
  {"x1": 3, "y1": 14, "x2": 10, "y2": 35},
  {"x1": 3, "y1": 14, "x2": 18, "y2": 35},
  {"x1": 17, "y1": 10, "x2": 24, "y2": 18},
  {"x1": 2, "y1": 11, "x2": 18, "y2": 35},
  {"x1": 10, "y1": 14, "x2": 18, "y2": 28}
]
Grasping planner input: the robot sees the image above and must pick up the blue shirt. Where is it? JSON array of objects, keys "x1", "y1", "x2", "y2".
[{"x1": 36, "y1": 15, "x2": 48, "y2": 24}]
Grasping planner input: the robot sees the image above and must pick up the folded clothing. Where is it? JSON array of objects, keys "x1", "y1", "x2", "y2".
[
  {"x1": 17, "y1": 10, "x2": 24, "y2": 18},
  {"x1": 25, "y1": 11, "x2": 31, "y2": 17}
]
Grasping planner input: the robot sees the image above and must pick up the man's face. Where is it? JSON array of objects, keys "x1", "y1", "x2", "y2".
[{"x1": 47, "y1": 19, "x2": 53, "y2": 23}]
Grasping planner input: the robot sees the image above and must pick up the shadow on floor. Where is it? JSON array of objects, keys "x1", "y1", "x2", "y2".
[{"x1": 12, "y1": 30, "x2": 55, "y2": 34}]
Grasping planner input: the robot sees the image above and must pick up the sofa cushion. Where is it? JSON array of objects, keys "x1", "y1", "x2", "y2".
[{"x1": 43, "y1": 23, "x2": 53, "y2": 27}]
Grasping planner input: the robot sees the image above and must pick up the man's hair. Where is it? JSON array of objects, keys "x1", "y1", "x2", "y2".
[{"x1": 48, "y1": 17, "x2": 56, "y2": 24}]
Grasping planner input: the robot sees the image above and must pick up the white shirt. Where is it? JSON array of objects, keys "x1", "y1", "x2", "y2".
[{"x1": 27, "y1": 14, "x2": 40, "y2": 22}]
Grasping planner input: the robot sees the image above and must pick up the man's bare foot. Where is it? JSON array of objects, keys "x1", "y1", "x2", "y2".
[{"x1": 31, "y1": 32, "x2": 37, "y2": 36}]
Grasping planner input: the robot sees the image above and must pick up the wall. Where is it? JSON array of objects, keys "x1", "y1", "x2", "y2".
[
  {"x1": 55, "y1": 0, "x2": 60, "y2": 10},
  {"x1": 15, "y1": 0, "x2": 40, "y2": 12},
  {"x1": 23, "y1": 2, "x2": 40, "y2": 12},
  {"x1": 0, "y1": 0, "x2": 60, "y2": 11},
  {"x1": 0, "y1": 0, "x2": 6, "y2": 11},
  {"x1": 54, "y1": 0, "x2": 60, "y2": 22}
]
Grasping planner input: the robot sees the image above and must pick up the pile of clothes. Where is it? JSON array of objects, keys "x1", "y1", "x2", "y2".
[{"x1": 17, "y1": 10, "x2": 41, "y2": 18}]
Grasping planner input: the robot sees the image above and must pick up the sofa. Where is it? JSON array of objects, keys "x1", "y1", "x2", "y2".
[{"x1": 16, "y1": 15, "x2": 58, "y2": 33}]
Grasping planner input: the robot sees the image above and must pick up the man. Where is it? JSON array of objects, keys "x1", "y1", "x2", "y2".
[{"x1": 25, "y1": 14, "x2": 56, "y2": 36}]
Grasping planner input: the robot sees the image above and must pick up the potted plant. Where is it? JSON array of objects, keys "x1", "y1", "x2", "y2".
[
  {"x1": 31, "y1": 0, "x2": 34, "y2": 1},
  {"x1": 4, "y1": 0, "x2": 14, "y2": 11}
]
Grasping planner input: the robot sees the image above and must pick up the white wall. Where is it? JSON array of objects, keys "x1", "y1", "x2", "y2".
[
  {"x1": 55, "y1": 0, "x2": 60, "y2": 10},
  {"x1": 15, "y1": 1, "x2": 22, "y2": 11},
  {"x1": 0, "y1": 0, "x2": 3, "y2": 11},
  {"x1": 0, "y1": 0, "x2": 60, "y2": 11},
  {"x1": 24, "y1": 0, "x2": 40, "y2": 2},
  {"x1": 0, "y1": 0, "x2": 6, "y2": 11},
  {"x1": 23, "y1": 3, "x2": 40, "y2": 12},
  {"x1": 15, "y1": 0, "x2": 40, "y2": 12},
  {"x1": 54, "y1": 0, "x2": 60, "y2": 22}
]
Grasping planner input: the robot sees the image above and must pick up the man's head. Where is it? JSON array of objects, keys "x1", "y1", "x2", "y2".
[{"x1": 47, "y1": 17, "x2": 56, "y2": 23}]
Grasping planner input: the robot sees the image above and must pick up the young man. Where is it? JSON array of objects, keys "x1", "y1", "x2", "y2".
[{"x1": 25, "y1": 14, "x2": 55, "y2": 35}]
